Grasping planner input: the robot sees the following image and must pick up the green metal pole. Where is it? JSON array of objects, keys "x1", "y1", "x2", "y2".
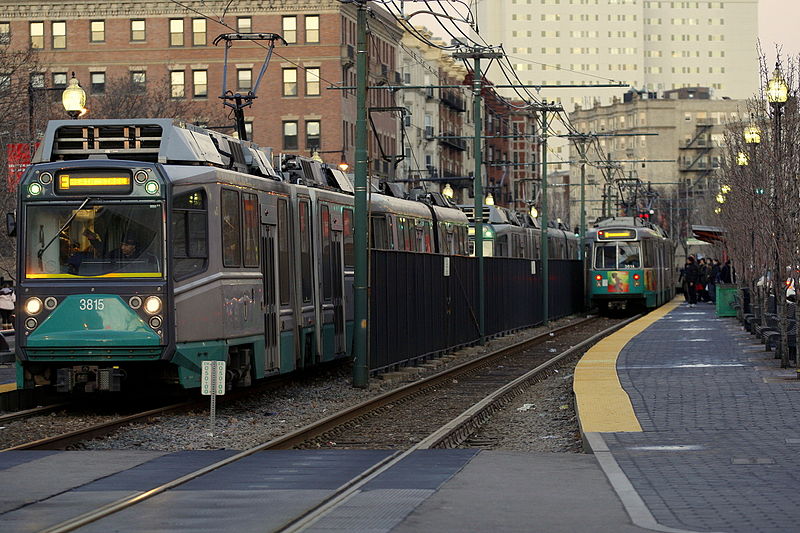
[
  {"x1": 473, "y1": 55, "x2": 485, "y2": 344},
  {"x1": 540, "y1": 107, "x2": 549, "y2": 325},
  {"x1": 352, "y1": 0, "x2": 369, "y2": 387},
  {"x1": 580, "y1": 143, "x2": 588, "y2": 312}
]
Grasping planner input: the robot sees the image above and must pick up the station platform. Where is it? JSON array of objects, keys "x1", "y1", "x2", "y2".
[
  {"x1": 2, "y1": 302, "x2": 798, "y2": 532},
  {"x1": 575, "y1": 298, "x2": 800, "y2": 533}
]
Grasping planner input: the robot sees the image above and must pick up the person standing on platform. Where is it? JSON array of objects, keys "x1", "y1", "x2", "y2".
[
  {"x1": 708, "y1": 259, "x2": 721, "y2": 304},
  {"x1": 685, "y1": 256, "x2": 700, "y2": 308},
  {"x1": 0, "y1": 284, "x2": 15, "y2": 328},
  {"x1": 720, "y1": 260, "x2": 733, "y2": 284},
  {"x1": 678, "y1": 261, "x2": 689, "y2": 302}
]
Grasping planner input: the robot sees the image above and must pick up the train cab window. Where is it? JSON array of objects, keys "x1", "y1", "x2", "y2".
[
  {"x1": 299, "y1": 200, "x2": 313, "y2": 303},
  {"x1": 172, "y1": 189, "x2": 208, "y2": 280},
  {"x1": 321, "y1": 206, "x2": 332, "y2": 301},
  {"x1": 343, "y1": 208, "x2": 354, "y2": 267},
  {"x1": 278, "y1": 199, "x2": 291, "y2": 306},
  {"x1": 496, "y1": 235, "x2": 508, "y2": 257},
  {"x1": 221, "y1": 189, "x2": 241, "y2": 267},
  {"x1": 242, "y1": 192, "x2": 259, "y2": 267},
  {"x1": 594, "y1": 243, "x2": 640, "y2": 269}
]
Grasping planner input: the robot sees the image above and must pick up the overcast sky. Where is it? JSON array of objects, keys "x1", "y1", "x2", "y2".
[{"x1": 759, "y1": 0, "x2": 800, "y2": 65}]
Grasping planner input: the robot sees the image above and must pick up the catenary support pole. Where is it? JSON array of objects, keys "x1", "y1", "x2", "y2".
[
  {"x1": 540, "y1": 106, "x2": 549, "y2": 325},
  {"x1": 352, "y1": 0, "x2": 369, "y2": 387}
]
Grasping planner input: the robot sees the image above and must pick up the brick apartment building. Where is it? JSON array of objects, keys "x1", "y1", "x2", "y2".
[{"x1": 0, "y1": 0, "x2": 402, "y2": 175}]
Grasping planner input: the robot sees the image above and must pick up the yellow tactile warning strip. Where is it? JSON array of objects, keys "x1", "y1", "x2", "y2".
[
  {"x1": 574, "y1": 299, "x2": 682, "y2": 433},
  {"x1": 0, "y1": 382, "x2": 16, "y2": 393}
]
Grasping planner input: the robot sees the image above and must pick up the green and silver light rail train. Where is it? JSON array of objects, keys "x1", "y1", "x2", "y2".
[
  {"x1": 586, "y1": 216, "x2": 675, "y2": 312},
  {"x1": 14, "y1": 119, "x2": 468, "y2": 392}
]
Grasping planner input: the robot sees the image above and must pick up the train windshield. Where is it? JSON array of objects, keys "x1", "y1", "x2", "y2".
[
  {"x1": 25, "y1": 202, "x2": 164, "y2": 279},
  {"x1": 594, "y1": 243, "x2": 640, "y2": 269}
]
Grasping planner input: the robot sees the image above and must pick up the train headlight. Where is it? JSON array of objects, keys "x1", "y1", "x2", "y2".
[
  {"x1": 143, "y1": 296, "x2": 162, "y2": 315},
  {"x1": 25, "y1": 297, "x2": 43, "y2": 315},
  {"x1": 39, "y1": 172, "x2": 53, "y2": 184},
  {"x1": 633, "y1": 274, "x2": 641, "y2": 281},
  {"x1": 595, "y1": 274, "x2": 602, "y2": 281},
  {"x1": 148, "y1": 316, "x2": 162, "y2": 329},
  {"x1": 144, "y1": 181, "x2": 160, "y2": 195},
  {"x1": 44, "y1": 297, "x2": 58, "y2": 310},
  {"x1": 28, "y1": 182, "x2": 43, "y2": 196},
  {"x1": 134, "y1": 170, "x2": 148, "y2": 184},
  {"x1": 25, "y1": 317, "x2": 38, "y2": 330},
  {"x1": 128, "y1": 296, "x2": 142, "y2": 310}
]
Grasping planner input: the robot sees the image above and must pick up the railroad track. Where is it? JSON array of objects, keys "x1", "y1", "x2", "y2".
[{"x1": 34, "y1": 314, "x2": 639, "y2": 533}]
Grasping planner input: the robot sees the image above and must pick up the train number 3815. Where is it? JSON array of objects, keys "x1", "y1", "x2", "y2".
[{"x1": 79, "y1": 298, "x2": 105, "y2": 311}]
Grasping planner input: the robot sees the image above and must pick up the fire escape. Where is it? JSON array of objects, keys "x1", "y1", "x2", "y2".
[{"x1": 679, "y1": 121, "x2": 716, "y2": 196}]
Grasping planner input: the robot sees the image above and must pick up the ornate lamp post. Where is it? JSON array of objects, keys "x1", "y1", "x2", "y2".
[
  {"x1": 765, "y1": 62, "x2": 789, "y2": 367},
  {"x1": 61, "y1": 73, "x2": 86, "y2": 119}
]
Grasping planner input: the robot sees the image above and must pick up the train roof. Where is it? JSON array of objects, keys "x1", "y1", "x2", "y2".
[
  {"x1": 587, "y1": 216, "x2": 670, "y2": 240},
  {"x1": 33, "y1": 118, "x2": 281, "y2": 179}
]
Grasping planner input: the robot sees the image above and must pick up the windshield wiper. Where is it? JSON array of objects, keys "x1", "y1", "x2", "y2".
[{"x1": 37, "y1": 197, "x2": 92, "y2": 259}]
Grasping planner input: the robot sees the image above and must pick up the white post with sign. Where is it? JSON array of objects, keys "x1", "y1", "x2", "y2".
[{"x1": 201, "y1": 361, "x2": 226, "y2": 436}]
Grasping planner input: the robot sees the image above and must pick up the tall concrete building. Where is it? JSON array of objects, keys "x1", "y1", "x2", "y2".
[{"x1": 476, "y1": 0, "x2": 759, "y2": 170}]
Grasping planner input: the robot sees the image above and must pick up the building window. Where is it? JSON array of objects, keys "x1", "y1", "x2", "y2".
[
  {"x1": 283, "y1": 121, "x2": 298, "y2": 150},
  {"x1": 0, "y1": 73, "x2": 10, "y2": 94},
  {"x1": 193, "y1": 70, "x2": 207, "y2": 98},
  {"x1": 30, "y1": 72, "x2": 44, "y2": 89},
  {"x1": 0, "y1": 22, "x2": 10, "y2": 45},
  {"x1": 171, "y1": 71, "x2": 185, "y2": 98},
  {"x1": 192, "y1": 18, "x2": 206, "y2": 46},
  {"x1": 306, "y1": 120, "x2": 321, "y2": 150},
  {"x1": 170, "y1": 19, "x2": 184, "y2": 46},
  {"x1": 90, "y1": 20, "x2": 105, "y2": 42},
  {"x1": 237, "y1": 69, "x2": 252, "y2": 91},
  {"x1": 245, "y1": 120, "x2": 253, "y2": 138},
  {"x1": 90, "y1": 72, "x2": 105, "y2": 94},
  {"x1": 237, "y1": 17, "x2": 251, "y2": 33},
  {"x1": 282, "y1": 68, "x2": 297, "y2": 96},
  {"x1": 52, "y1": 21, "x2": 66, "y2": 49},
  {"x1": 282, "y1": 16, "x2": 296, "y2": 43},
  {"x1": 52, "y1": 72, "x2": 67, "y2": 101},
  {"x1": 305, "y1": 15, "x2": 319, "y2": 43},
  {"x1": 305, "y1": 67, "x2": 320, "y2": 96},
  {"x1": 131, "y1": 19, "x2": 146, "y2": 41},
  {"x1": 30, "y1": 22, "x2": 44, "y2": 49},
  {"x1": 131, "y1": 71, "x2": 146, "y2": 92}
]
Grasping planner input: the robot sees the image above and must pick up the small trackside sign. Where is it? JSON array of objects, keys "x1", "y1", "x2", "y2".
[{"x1": 201, "y1": 361, "x2": 226, "y2": 395}]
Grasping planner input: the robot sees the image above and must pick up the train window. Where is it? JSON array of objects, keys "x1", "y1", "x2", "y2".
[
  {"x1": 172, "y1": 189, "x2": 208, "y2": 280},
  {"x1": 423, "y1": 222, "x2": 432, "y2": 253},
  {"x1": 396, "y1": 218, "x2": 406, "y2": 250},
  {"x1": 242, "y1": 193, "x2": 259, "y2": 267},
  {"x1": 299, "y1": 201, "x2": 313, "y2": 303},
  {"x1": 496, "y1": 235, "x2": 508, "y2": 257},
  {"x1": 321, "y1": 206, "x2": 333, "y2": 301},
  {"x1": 343, "y1": 208, "x2": 354, "y2": 267},
  {"x1": 370, "y1": 216, "x2": 387, "y2": 249},
  {"x1": 594, "y1": 243, "x2": 640, "y2": 269},
  {"x1": 278, "y1": 199, "x2": 290, "y2": 306},
  {"x1": 221, "y1": 189, "x2": 241, "y2": 267}
]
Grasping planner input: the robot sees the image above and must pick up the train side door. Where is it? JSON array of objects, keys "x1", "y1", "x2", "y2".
[
  {"x1": 276, "y1": 197, "x2": 297, "y2": 372},
  {"x1": 321, "y1": 205, "x2": 346, "y2": 357},
  {"x1": 261, "y1": 217, "x2": 279, "y2": 373}
]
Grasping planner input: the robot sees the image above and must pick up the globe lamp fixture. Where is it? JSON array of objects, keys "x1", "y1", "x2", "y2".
[
  {"x1": 736, "y1": 151, "x2": 749, "y2": 166},
  {"x1": 743, "y1": 125, "x2": 761, "y2": 144},
  {"x1": 766, "y1": 64, "x2": 789, "y2": 105},
  {"x1": 485, "y1": 193, "x2": 495, "y2": 206},
  {"x1": 61, "y1": 73, "x2": 86, "y2": 119},
  {"x1": 442, "y1": 183, "x2": 454, "y2": 199}
]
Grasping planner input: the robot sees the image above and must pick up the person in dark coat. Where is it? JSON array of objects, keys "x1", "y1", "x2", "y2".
[
  {"x1": 708, "y1": 259, "x2": 721, "y2": 303},
  {"x1": 720, "y1": 260, "x2": 733, "y2": 284},
  {"x1": 684, "y1": 255, "x2": 700, "y2": 307}
]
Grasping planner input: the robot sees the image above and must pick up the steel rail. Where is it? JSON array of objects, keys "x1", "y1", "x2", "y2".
[
  {"x1": 0, "y1": 403, "x2": 71, "y2": 424},
  {"x1": 35, "y1": 316, "x2": 621, "y2": 533},
  {"x1": 276, "y1": 315, "x2": 641, "y2": 532}
]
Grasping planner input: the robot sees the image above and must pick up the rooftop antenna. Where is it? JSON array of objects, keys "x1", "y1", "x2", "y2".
[{"x1": 213, "y1": 32, "x2": 287, "y2": 141}]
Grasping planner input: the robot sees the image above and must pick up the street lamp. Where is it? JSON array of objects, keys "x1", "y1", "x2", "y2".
[
  {"x1": 61, "y1": 73, "x2": 86, "y2": 119},
  {"x1": 442, "y1": 183, "x2": 454, "y2": 199},
  {"x1": 485, "y1": 193, "x2": 495, "y2": 206},
  {"x1": 529, "y1": 205, "x2": 538, "y2": 218},
  {"x1": 737, "y1": 151, "x2": 749, "y2": 166}
]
